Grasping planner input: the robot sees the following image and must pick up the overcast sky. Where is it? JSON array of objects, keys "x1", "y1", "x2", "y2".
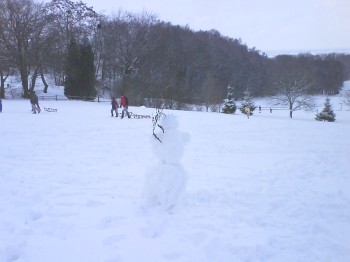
[{"x1": 82, "y1": 0, "x2": 349, "y2": 54}]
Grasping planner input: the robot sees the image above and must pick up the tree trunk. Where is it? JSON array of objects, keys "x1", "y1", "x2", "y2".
[
  {"x1": 41, "y1": 70, "x2": 49, "y2": 93},
  {"x1": 289, "y1": 102, "x2": 293, "y2": 118},
  {"x1": 19, "y1": 66, "x2": 29, "y2": 98},
  {"x1": 0, "y1": 71, "x2": 7, "y2": 98},
  {"x1": 17, "y1": 51, "x2": 30, "y2": 97},
  {"x1": 0, "y1": 79, "x2": 5, "y2": 99},
  {"x1": 29, "y1": 67, "x2": 39, "y2": 93}
]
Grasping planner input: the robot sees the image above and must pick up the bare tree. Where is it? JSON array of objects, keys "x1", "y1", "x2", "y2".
[
  {"x1": 0, "y1": 5, "x2": 13, "y2": 97},
  {"x1": 45, "y1": 0, "x2": 100, "y2": 85},
  {"x1": 101, "y1": 11, "x2": 158, "y2": 100},
  {"x1": 201, "y1": 71, "x2": 219, "y2": 111},
  {"x1": 27, "y1": 3, "x2": 55, "y2": 93},
  {"x1": 0, "y1": 0, "x2": 40, "y2": 97},
  {"x1": 272, "y1": 76, "x2": 315, "y2": 118},
  {"x1": 0, "y1": 41, "x2": 13, "y2": 98}
]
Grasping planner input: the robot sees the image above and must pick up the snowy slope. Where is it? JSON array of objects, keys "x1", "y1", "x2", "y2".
[{"x1": 0, "y1": 85, "x2": 350, "y2": 262}]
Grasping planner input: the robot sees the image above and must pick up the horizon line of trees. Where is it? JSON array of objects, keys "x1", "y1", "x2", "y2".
[{"x1": 1, "y1": 0, "x2": 349, "y2": 109}]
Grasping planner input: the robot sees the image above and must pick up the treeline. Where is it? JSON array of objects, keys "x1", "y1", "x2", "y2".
[{"x1": 0, "y1": 0, "x2": 349, "y2": 108}]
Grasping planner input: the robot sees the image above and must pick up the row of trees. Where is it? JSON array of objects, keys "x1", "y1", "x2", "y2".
[
  {"x1": 0, "y1": 0, "x2": 100, "y2": 98},
  {"x1": 0, "y1": 0, "x2": 349, "y2": 108}
]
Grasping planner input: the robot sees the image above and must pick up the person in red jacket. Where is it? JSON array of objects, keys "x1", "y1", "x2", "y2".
[
  {"x1": 120, "y1": 95, "x2": 131, "y2": 119},
  {"x1": 111, "y1": 97, "x2": 119, "y2": 117}
]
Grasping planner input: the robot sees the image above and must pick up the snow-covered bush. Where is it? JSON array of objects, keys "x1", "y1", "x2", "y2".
[
  {"x1": 315, "y1": 97, "x2": 336, "y2": 122},
  {"x1": 222, "y1": 85, "x2": 236, "y2": 114},
  {"x1": 239, "y1": 88, "x2": 256, "y2": 115}
]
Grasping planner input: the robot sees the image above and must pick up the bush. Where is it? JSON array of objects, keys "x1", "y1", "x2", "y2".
[{"x1": 315, "y1": 97, "x2": 336, "y2": 122}]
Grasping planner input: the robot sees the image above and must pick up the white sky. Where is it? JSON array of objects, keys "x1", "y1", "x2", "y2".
[{"x1": 81, "y1": 0, "x2": 350, "y2": 54}]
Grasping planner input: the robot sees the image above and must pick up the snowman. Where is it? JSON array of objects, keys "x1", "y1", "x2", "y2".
[{"x1": 144, "y1": 114, "x2": 190, "y2": 211}]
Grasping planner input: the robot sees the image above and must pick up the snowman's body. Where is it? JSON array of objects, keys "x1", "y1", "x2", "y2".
[{"x1": 144, "y1": 116, "x2": 190, "y2": 211}]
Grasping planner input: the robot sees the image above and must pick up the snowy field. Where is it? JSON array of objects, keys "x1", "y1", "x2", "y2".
[{"x1": 1, "y1": 82, "x2": 350, "y2": 262}]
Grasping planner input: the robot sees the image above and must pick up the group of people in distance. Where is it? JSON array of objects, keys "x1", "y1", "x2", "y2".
[
  {"x1": 111, "y1": 95, "x2": 130, "y2": 119},
  {"x1": 0, "y1": 92, "x2": 130, "y2": 116}
]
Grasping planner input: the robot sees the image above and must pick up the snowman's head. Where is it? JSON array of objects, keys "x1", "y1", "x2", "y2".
[{"x1": 151, "y1": 115, "x2": 190, "y2": 164}]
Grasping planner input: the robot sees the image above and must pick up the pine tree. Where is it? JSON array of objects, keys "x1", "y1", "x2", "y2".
[
  {"x1": 79, "y1": 39, "x2": 96, "y2": 100},
  {"x1": 315, "y1": 97, "x2": 336, "y2": 122},
  {"x1": 64, "y1": 40, "x2": 80, "y2": 99},
  {"x1": 64, "y1": 39, "x2": 96, "y2": 100},
  {"x1": 239, "y1": 88, "x2": 256, "y2": 115},
  {"x1": 222, "y1": 85, "x2": 236, "y2": 114}
]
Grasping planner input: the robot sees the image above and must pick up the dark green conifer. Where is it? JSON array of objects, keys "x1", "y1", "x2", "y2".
[
  {"x1": 79, "y1": 39, "x2": 96, "y2": 100},
  {"x1": 64, "y1": 40, "x2": 80, "y2": 99},
  {"x1": 64, "y1": 39, "x2": 96, "y2": 100}
]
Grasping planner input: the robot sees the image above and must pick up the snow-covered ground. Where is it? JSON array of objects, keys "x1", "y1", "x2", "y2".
[{"x1": 1, "y1": 82, "x2": 350, "y2": 262}]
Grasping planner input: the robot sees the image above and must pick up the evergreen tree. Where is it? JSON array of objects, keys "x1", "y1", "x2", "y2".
[
  {"x1": 79, "y1": 39, "x2": 96, "y2": 100},
  {"x1": 315, "y1": 97, "x2": 336, "y2": 122},
  {"x1": 64, "y1": 39, "x2": 96, "y2": 100},
  {"x1": 64, "y1": 40, "x2": 80, "y2": 99},
  {"x1": 222, "y1": 85, "x2": 236, "y2": 114},
  {"x1": 239, "y1": 88, "x2": 256, "y2": 115}
]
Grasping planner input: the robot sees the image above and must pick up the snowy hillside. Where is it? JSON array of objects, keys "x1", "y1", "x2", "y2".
[{"x1": 0, "y1": 82, "x2": 350, "y2": 262}]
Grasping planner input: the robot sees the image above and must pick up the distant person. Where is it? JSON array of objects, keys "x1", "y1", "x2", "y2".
[
  {"x1": 120, "y1": 95, "x2": 131, "y2": 119},
  {"x1": 35, "y1": 94, "x2": 41, "y2": 113},
  {"x1": 111, "y1": 97, "x2": 119, "y2": 117},
  {"x1": 30, "y1": 91, "x2": 41, "y2": 114},
  {"x1": 259, "y1": 105, "x2": 261, "y2": 113},
  {"x1": 0, "y1": 98, "x2": 2, "y2": 113}
]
